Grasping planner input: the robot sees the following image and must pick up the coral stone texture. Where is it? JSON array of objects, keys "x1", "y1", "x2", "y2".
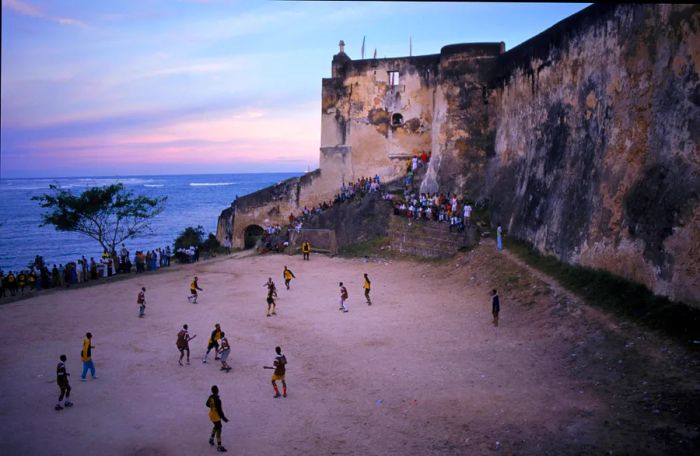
[
  {"x1": 218, "y1": 4, "x2": 700, "y2": 306},
  {"x1": 486, "y1": 4, "x2": 700, "y2": 306}
]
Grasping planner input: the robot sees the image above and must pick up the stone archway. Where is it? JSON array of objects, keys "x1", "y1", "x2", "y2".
[{"x1": 243, "y1": 224, "x2": 265, "y2": 249}]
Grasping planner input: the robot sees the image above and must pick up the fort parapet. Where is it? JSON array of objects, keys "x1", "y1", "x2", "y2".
[{"x1": 217, "y1": 3, "x2": 700, "y2": 307}]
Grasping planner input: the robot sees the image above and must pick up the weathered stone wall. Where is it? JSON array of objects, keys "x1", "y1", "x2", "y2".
[
  {"x1": 302, "y1": 192, "x2": 392, "y2": 248},
  {"x1": 216, "y1": 170, "x2": 338, "y2": 249},
  {"x1": 485, "y1": 4, "x2": 700, "y2": 306},
  {"x1": 323, "y1": 55, "x2": 440, "y2": 184},
  {"x1": 388, "y1": 216, "x2": 479, "y2": 258},
  {"x1": 422, "y1": 43, "x2": 503, "y2": 196}
]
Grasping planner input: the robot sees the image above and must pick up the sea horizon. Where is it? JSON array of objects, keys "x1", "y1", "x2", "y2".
[
  {"x1": 0, "y1": 172, "x2": 302, "y2": 272},
  {"x1": 0, "y1": 170, "x2": 308, "y2": 181}
]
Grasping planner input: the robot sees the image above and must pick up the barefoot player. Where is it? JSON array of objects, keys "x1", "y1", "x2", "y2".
[
  {"x1": 137, "y1": 287, "x2": 146, "y2": 317},
  {"x1": 177, "y1": 324, "x2": 195, "y2": 366},
  {"x1": 339, "y1": 282, "x2": 349, "y2": 313},
  {"x1": 266, "y1": 285, "x2": 276, "y2": 317},
  {"x1": 283, "y1": 266, "x2": 296, "y2": 290},
  {"x1": 206, "y1": 385, "x2": 229, "y2": 452},
  {"x1": 363, "y1": 273, "x2": 372, "y2": 305},
  {"x1": 55, "y1": 355, "x2": 73, "y2": 410},
  {"x1": 218, "y1": 332, "x2": 232, "y2": 372}
]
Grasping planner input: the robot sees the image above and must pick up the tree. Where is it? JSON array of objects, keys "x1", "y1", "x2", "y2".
[
  {"x1": 33, "y1": 183, "x2": 167, "y2": 254},
  {"x1": 174, "y1": 225, "x2": 205, "y2": 251}
]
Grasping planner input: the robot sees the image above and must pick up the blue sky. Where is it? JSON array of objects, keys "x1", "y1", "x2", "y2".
[{"x1": 1, "y1": 1, "x2": 589, "y2": 178}]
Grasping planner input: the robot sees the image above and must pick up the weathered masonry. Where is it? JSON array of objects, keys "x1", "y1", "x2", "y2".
[{"x1": 218, "y1": 4, "x2": 700, "y2": 307}]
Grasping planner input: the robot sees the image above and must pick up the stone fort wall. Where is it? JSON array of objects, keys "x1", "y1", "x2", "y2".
[{"x1": 217, "y1": 3, "x2": 700, "y2": 306}]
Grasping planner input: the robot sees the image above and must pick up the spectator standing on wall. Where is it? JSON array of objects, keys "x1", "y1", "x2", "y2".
[
  {"x1": 463, "y1": 202, "x2": 472, "y2": 225},
  {"x1": 497, "y1": 225, "x2": 503, "y2": 251}
]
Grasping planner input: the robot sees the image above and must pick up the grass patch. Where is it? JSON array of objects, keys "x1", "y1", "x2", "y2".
[
  {"x1": 508, "y1": 237, "x2": 700, "y2": 346},
  {"x1": 338, "y1": 237, "x2": 391, "y2": 258}
]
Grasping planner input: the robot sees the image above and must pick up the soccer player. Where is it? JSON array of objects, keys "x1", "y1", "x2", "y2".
[
  {"x1": 301, "y1": 241, "x2": 311, "y2": 261},
  {"x1": 268, "y1": 346, "x2": 287, "y2": 398},
  {"x1": 339, "y1": 282, "x2": 349, "y2": 313},
  {"x1": 177, "y1": 324, "x2": 195, "y2": 366},
  {"x1": 203, "y1": 324, "x2": 222, "y2": 363},
  {"x1": 218, "y1": 332, "x2": 232, "y2": 372},
  {"x1": 363, "y1": 273, "x2": 372, "y2": 305},
  {"x1": 264, "y1": 277, "x2": 278, "y2": 298},
  {"x1": 80, "y1": 332, "x2": 97, "y2": 381},
  {"x1": 206, "y1": 385, "x2": 229, "y2": 452},
  {"x1": 137, "y1": 287, "x2": 146, "y2": 317},
  {"x1": 55, "y1": 355, "x2": 73, "y2": 410},
  {"x1": 266, "y1": 285, "x2": 276, "y2": 317},
  {"x1": 188, "y1": 276, "x2": 203, "y2": 303},
  {"x1": 283, "y1": 266, "x2": 296, "y2": 290}
]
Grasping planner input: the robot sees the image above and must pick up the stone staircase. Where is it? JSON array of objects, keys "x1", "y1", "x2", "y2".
[{"x1": 388, "y1": 215, "x2": 478, "y2": 258}]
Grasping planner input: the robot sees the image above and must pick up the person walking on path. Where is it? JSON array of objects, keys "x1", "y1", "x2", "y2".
[
  {"x1": 491, "y1": 289, "x2": 500, "y2": 327},
  {"x1": 188, "y1": 276, "x2": 203, "y2": 303},
  {"x1": 497, "y1": 225, "x2": 503, "y2": 251},
  {"x1": 363, "y1": 273, "x2": 372, "y2": 305},
  {"x1": 218, "y1": 332, "x2": 232, "y2": 372},
  {"x1": 265, "y1": 346, "x2": 288, "y2": 398},
  {"x1": 339, "y1": 282, "x2": 349, "y2": 313},
  {"x1": 55, "y1": 355, "x2": 74, "y2": 410},
  {"x1": 283, "y1": 266, "x2": 296, "y2": 290},
  {"x1": 203, "y1": 324, "x2": 222, "y2": 363},
  {"x1": 177, "y1": 324, "x2": 195, "y2": 366},
  {"x1": 80, "y1": 332, "x2": 97, "y2": 381},
  {"x1": 206, "y1": 385, "x2": 229, "y2": 453},
  {"x1": 301, "y1": 241, "x2": 311, "y2": 261},
  {"x1": 137, "y1": 287, "x2": 146, "y2": 317}
]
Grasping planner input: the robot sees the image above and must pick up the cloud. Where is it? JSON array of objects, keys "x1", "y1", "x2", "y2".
[{"x1": 3, "y1": 0, "x2": 87, "y2": 28}]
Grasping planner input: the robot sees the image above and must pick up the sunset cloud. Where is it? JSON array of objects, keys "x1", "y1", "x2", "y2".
[{"x1": 1, "y1": 1, "x2": 588, "y2": 177}]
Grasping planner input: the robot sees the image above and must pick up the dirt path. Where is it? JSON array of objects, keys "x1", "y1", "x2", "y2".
[{"x1": 0, "y1": 242, "x2": 697, "y2": 455}]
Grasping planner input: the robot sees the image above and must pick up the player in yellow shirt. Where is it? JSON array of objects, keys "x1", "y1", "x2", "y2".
[
  {"x1": 264, "y1": 346, "x2": 288, "y2": 398},
  {"x1": 301, "y1": 241, "x2": 311, "y2": 261},
  {"x1": 206, "y1": 385, "x2": 229, "y2": 452},
  {"x1": 282, "y1": 266, "x2": 296, "y2": 290},
  {"x1": 188, "y1": 276, "x2": 203, "y2": 303},
  {"x1": 363, "y1": 273, "x2": 372, "y2": 305},
  {"x1": 203, "y1": 324, "x2": 222, "y2": 363},
  {"x1": 80, "y1": 332, "x2": 97, "y2": 381}
]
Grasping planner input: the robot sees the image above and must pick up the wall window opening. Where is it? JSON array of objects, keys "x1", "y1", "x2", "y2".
[{"x1": 388, "y1": 71, "x2": 399, "y2": 86}]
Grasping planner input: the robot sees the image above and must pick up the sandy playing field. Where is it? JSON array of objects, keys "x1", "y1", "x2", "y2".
[{"x1": 0, "y1": 243, "x2": 698, "y2": 455}]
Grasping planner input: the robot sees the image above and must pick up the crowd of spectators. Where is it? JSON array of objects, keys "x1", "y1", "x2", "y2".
[
  {"x1": 0, "y1": 244, "x2": 174, "y2": 299},
  {"x1": 392, "y1": 191, "x2": 473, "y2": 232}
]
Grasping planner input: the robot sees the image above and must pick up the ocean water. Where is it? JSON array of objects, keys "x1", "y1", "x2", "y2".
[{"x1": 0, "y1": 173, "x2": 300, "y2": 272}]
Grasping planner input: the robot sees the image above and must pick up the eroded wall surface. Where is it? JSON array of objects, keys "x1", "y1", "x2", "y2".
[
  {"x1": 486, "y1": 4, "x2": 700, "y2": 306},
  {"x1": 322, "y1": 56, "x2": 440, "y2": 184}
]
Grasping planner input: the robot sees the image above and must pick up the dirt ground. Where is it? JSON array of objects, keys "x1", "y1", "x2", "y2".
[{"x1": 0, "y1": 242, "x2": 698, "y2": 455}]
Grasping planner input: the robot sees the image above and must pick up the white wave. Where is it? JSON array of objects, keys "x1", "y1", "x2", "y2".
[
  {"x1": 144, "y1": 184, "x2": 165, "y2": 188},
  {"x1": 189, "y1": 182, "x2": 235, "y2": 187}
]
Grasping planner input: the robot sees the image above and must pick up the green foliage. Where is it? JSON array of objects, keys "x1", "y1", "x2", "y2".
[
  {"x1": 174, "y1": 227, "x2": 221, "y2": 252},
  {"x1": 508, "y1": 237, "x2": 700, "y2": 345},
  {"x1": 174, "y1": 226, "x2": 206, "y2": 251},
  {"x1": 32, "y1": 183, "x2": 166, "y2": 253},
  {"x1": 203, "y1": 233, "x2": 221, "y2": 252}
]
